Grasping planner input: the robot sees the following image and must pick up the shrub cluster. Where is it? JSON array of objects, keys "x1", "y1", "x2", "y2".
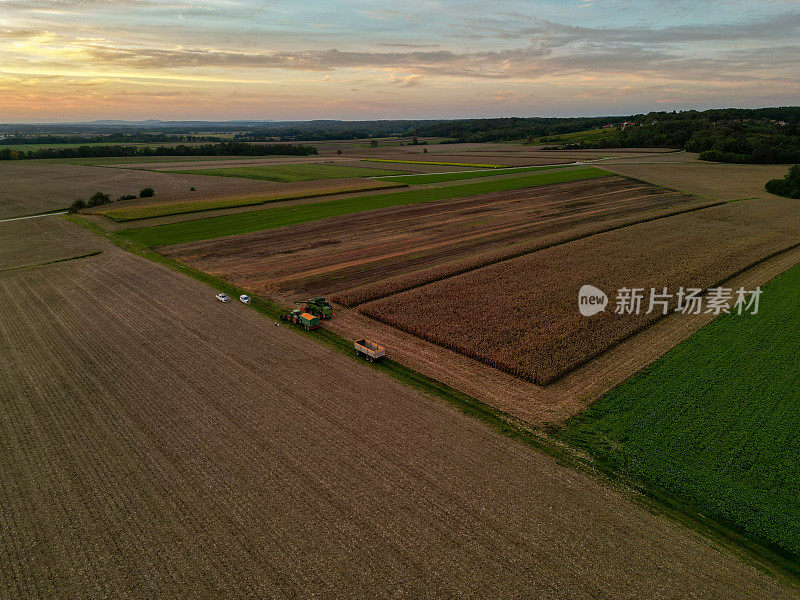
[
  {"x1": 67, "y1": 188, "x2": 154, "y2": 213},
  {"x1": 765, "y1": 165, "x2": 800, "y2": 199}
]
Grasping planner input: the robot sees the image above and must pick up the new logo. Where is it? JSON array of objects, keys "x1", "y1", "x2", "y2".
[{"x1": 578, "y1": 285, "x2": 608, "y2": 317}]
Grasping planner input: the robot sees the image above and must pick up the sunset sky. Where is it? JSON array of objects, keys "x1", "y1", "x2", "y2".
[{"x1": 1, "y1": 0, "x2": 798, "y2": 122}]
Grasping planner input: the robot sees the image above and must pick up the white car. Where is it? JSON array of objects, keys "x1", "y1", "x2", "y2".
[
  {"x1": 215, "y1": 293, "x2": 230, "y2": 303},
  {"x1": 239, "y1": 294, "x2": 251, "y2": 304}
]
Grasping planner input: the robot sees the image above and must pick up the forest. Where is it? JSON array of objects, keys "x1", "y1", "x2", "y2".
[{"x1": 550, "y1": 108, "x2": 800, "y2": 164}]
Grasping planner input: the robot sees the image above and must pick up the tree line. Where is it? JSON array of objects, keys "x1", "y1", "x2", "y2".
[
  {"x1": 0, "y1": 142, "x2": 317, "y2": 161},
  {"x1": 408, "y1": 116, "x2": 628, "y2": 142},
  {"x1": 0, "y1": 133, "x2": 226, "y2": 145}
]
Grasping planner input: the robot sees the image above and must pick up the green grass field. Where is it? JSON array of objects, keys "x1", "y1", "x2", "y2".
[
  {"x1": 167, "y1": 163, "x2": 404, "y2": 182},
  {"x1": 537, "y1": 127, "x2": 621, "y2": 145},
  {"x1": 377, "y1": 164, "x2": 570, "y2": 184},
  {"x1": 560, "y1": 263, "x2": 800, "y2": 558},
  {"x1": 97, "y1": 181, "x2": 405, "y2": 222},
  {"x1": 119, "y1": 167, "x2": 608, "y2": 247},
  {"x1": 361, "y1": 159, "x2": 504, "y2": 168}
]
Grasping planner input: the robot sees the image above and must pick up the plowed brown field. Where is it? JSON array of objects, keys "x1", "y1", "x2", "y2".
[
  {"x1": 0, "y1": 216, "x2": 103, "y2": 270},
  {"x1": 1, "y1": 221, "x2": 797, "y2": 598},
  {"x1": 163, "y1": 176, "x2": 710, "y2": 303},
  {"x1": 360, "y1": 198, "x2": 800, "y2": 385}
]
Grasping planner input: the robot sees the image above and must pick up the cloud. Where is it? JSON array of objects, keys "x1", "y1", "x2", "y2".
[
  {"x1": 477, "y1": 11, "x2": 800, "y2": 44},
  {"x1": 391, "y1": 74, "x2": 424, "y2": 87}
]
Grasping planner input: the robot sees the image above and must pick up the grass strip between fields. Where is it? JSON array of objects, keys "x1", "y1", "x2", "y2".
[
  {"x1": 165, "y1": 163, "x2": 406, "y2": 182},
  {"x1": 117, "y1": 167, "x2": 609, "y2": 247},
  {"x1": 361, "y1": 158, "x2": 505, "y2": 168},
  {"x1": 67, "y1": 212, "x2": 800, "y2": 586},
  {"x1": 96, "y1": 182, "x2": 407, "y2": 223},
  {"x1": 375, "y1": 164, "x2": 570, "y2": 184}
]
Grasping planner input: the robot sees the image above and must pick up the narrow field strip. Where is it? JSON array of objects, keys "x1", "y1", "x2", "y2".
[
  {"x1": 164, "y1": 163, "x2": 404, "y2": 182},
  {"x1": 361, "y1": 158, "x2": 506, "y2": 168},
  {"x1": 118, "y1": 167, "x2": 609, "y2": 247},
  {"x1": 375, "y1": 164, "x2": 570, "y2": 184},
  {"x1": 97, "y1": 181, "x2": 406, "y2": 223}
]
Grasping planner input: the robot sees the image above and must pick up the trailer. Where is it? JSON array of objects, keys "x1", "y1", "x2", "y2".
[
  {"x1": 280, "y1": 309, "x2": 321, "y2": 330},
  {"x1": 354, "y1": 339, "x2": 385, "y2": 362}
]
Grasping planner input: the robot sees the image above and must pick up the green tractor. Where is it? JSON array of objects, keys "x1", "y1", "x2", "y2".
[
  {"x1": 280, "y1": 309, "x2": 320, "y2": 330},
  {"x1": 294, "y1": 297, "x2": 334, "y2": 319}
]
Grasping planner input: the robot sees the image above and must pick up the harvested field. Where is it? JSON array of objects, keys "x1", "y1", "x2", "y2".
[
  {"x1": 0, "y1": 161, "x2": 295, "y2": 219},
  {"x1": 166, "y1": 163, "x2": 405, "y2": 181},
  {"x1": 1, "y1": 238, "x2": 796, "y2": 598},
  {"x1": 95, "y1": 179, "x2": 404, "y2": 222},
  {"x1": 360, "y1": 198, "x2": 800, "y2": 385},
  {"x1": 603, "y1": 159, "x2": 791, "y2": 201},
  {"x1": 0, "y1": 216, "x2": 103, "y2": 270},
  {"x1": 162, "y1": 176, "x2": 711, "y2": 303}
]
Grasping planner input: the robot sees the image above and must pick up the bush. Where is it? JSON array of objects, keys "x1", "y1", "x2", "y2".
[
  {"x1": 116, "y1": 195, "x2": 137, "y2": 202},
  {"x1": 139, "y1": 187, "x2": 155, "y2": 198},
  {"x1": 67, "y1": 199, "x2": 86, "y2": 214},
  {"x1": 190, "y1": 186, "x2": 196, "y2": 191},
  {"x1": 86, "y1": 192, "x2": 111, "y2": 207},
  {"x1": 336, "y1": 149, "x2": 342, "y2": 155},
  {"x1": 765, "y1": 165, "x2": 800, "y2": 198}
]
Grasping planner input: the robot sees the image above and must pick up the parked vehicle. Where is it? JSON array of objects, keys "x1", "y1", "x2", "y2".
[
  {"x1": 280, "y1": 309, "x2": 320, "y2": 330},
  {"x1": 354, "y1": 339, "x2": 385, "y2": 362},
  {"x1": 294, "y1": 297, "x2": 334, "y2": 319},
  {"x1": 239, "y1": 294, "x2": 251, "y2": 304},
  {"x1": 216, "y1": 293, "x2": 230, "y2": 303}
]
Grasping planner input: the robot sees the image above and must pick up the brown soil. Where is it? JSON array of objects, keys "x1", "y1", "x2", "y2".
[
  {"x1": 1, "y1": 222, "x2": 796, "y2": 598},
  {"x1": 0, "y1": 216, "x2": 103, "y2": 270}
]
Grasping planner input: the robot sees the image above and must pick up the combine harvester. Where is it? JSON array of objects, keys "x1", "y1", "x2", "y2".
[{"x1": 294, "y1": 297, "x2": 334, "y2": 319}]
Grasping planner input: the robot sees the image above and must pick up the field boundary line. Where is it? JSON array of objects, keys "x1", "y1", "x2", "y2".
[
  {"x1": 0, "y1": 250, "x2": 103, "y2": 273},
  {"x1": 64, "y1": 213, "x2": 800, "y2": 588},
  {"x1": 0, "y1": 210, "x2": 67, "y2": 223}
]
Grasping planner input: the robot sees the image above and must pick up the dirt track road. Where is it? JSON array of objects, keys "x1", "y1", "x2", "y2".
[{"x1": 0, "y1": 218, "x2": 797, "y2": 598}]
